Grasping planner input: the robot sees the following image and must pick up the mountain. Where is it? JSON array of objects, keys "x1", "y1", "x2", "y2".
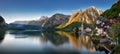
[
  {"x1": 7, "y1": 24, "x2": 41, "y2": 30},
  {"x1": 11, "y1": 13, "x2": 70, "y2": 29},
  {"x1": 12, "y1": 16, "x2": 49, "y2": 27},
  {"x1": 0, "y1": 16, "x2": 6, "y2": 27},
  {"x1": 57, "y1": 6, "x2": 103, "y2": 29},
  {"x1": 101, "y1": 0, "x2": 120, "y2": 18},
  {"x1": 42, "y1": 13, "x2": 70, "y2": 28},
  {"x1": 13, "y1": 21, "x2": 29, "y2": 25},
  {"x1": 27, "y1": 16, "x2": 49, "y2": 27}
]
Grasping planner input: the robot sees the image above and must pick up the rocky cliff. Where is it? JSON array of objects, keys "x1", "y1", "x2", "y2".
[
  {"x1": 0, "y1": 16, "x2": 6, "y2": 27},
  {"x1": 57, "y1": 6, "x2": 103, "y2": 29},
  {"x1": 12, "y1": 13, "x2": 70, "y2": 28},
  {"x1": 42, "y1": 13, "x2": 70, "y2": 28},
  {"x1": 12, "y1": 16, "x2": 49, "y2": 27}
]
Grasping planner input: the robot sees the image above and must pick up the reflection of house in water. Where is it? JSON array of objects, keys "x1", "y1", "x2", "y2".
[
  {"x1": 56, "y1": 31, "x2": 96, "y2": 52},
  {"x1": 100, "y1": 32, "x2": 111, "y2": 44},
  {"x1": 96, "y1": 31, "x2": 115, "y2": 54},
  {"x1": 108, "y1": 17, "x2": 117, "y2": 26}
]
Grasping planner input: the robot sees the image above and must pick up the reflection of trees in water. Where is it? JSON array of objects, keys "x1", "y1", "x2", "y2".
[
  {"x1": 0, "y1": 27, "x2": 6, "y2": 43},
  {"x1": 82, "y1": 36, "x2": 95, "y2": 52},
  {"x1": 92, "y1": 34, "x2": 117, "y2": 54},
  {"x1": 56, "y1": 31, "x2": 95, "y2": 52},
  {"x1": 41, "y1": 31, "x2": 120, "y2": 54},
  {"x1": 9, "y1": 30, "x2": 68, "y2": 46},
  {"x1": 42, "y1": 32, "x2": 69, "y2": 46},
  {"x1": 9, "y1": 30, "x2": 41, "y2": 36}
]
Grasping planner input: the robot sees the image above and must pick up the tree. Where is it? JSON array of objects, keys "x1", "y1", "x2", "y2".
[
  {"x1": 101, "y1": 0, "x2": 120, "y2": 18},
  {"x1": 110, "y1": 22, "x2": 120, "y2": 36}
]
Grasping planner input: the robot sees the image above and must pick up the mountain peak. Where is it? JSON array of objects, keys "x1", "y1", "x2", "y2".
[
  {"x1": 54, "y1": 13, "x2": 65, "y2": 15},
  {"x1": 51, "y1": 13, "x2": 66, "y2": 17},
  {"x1": 0, "y1": 16, "x2": 6, "y2": 26},
  {"x1": 86, "y1": 6, "x2": 100, "y2": 11},
  {"x1": 38, "y1": 16, "x2": 48, "y2": 21},
  {"x1": 85, "y1": 6, "x2": 103, "y2": 16},
  {"x1": 77, "y1": 9, "x2": 82, "y2": 12},
  {"x1": 88, "y1": 6, "x2": 97, "y2": 9},
  {"x1": 0, "y1": 16, "x2": 5, "y2": 22},
  {"x1": 42, "y1": 13, "x2": 70, "y2": 28},
  {"x1": 57, "y1": 6, "x2": 103, "y2": 29},
  {"x1": 51, "y1": 13, "x2": 69, "y2": 19},
  {"x1": 75, "y1": 9, "x2": 82, "y2": 14}
]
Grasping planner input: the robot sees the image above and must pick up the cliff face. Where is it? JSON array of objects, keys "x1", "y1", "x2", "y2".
[
  {"x1": 11, "y1": 6, "x2": 103, "y2": 29},
  {"x1": 12, "y1": 13, "x2": 70, "y2": 28},
  {"x1": 11, "y1": 16, "x2": 49, "y2": 27},
  {"x1": 42, "y1": 13, "x2": 70, "y2": 28},
  {"x1": 28, "y1": 16, "x2": 49, "y2": 27},
  {"x1": 57, "y1": 6, "x2": 103, "y2": 29},
  {"x1": 0, "y1": 16, "x2": 6, "y2": 27}
]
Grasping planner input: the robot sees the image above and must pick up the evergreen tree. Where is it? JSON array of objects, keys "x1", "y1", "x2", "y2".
[{"x1": 101, "y1": 0, "x2": 120, "y2": 18}]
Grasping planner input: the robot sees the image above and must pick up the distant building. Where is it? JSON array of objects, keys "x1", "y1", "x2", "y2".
[
  {"x1": 108, "y1": 17, "x2": 117, "y2": 24},
  {"x1": 85, "y1": 27, "x2": 92, "y2": 33},
  {"x1": 96, "y1": 20, "x2": 102, "y2": 24},
  {"x1": 95, "y1": 27, "x2": 103, "y2": 35},
  {"x1": 100, "y1": 32, "x2": 111, "y2": 44},
  {"x1": 95, "y1": 16, "x2": 108, "y2": 35}
]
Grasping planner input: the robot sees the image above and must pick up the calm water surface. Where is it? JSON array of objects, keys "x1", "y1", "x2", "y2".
[{"x1": 0, "y1": 30, "x2": 106, "y2": 54}]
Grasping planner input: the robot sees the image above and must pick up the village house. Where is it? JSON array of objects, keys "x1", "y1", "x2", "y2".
[
  {"x1": 95, "y1": 16, "x2": 108, "y2": 35},
  {"x1": 108, "y1": 17, "x2": 117, "y2": 24}
]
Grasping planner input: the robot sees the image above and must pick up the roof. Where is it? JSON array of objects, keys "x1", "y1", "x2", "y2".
[{"x1": 96, "y1": 16, "x2": 108, "y2": 22}]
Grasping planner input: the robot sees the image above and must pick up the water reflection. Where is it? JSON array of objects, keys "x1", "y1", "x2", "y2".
[
  {"x1": 42, "y1": 32, "x2": 68, "y2": 46},
  {"x1": 92, "y1": 33, "x2": 116, "y2": 54},
  {"x1": 0, "y1": 28, "x2": 6, "y2": 44},
  {"x1": 0, "y1": 30, "x2": 110, "y2": 54},
  {"x1": 56, "y1": 31, "x2": 96, "y2": 52}
]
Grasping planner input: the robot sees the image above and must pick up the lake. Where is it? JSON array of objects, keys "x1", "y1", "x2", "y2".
[{"x1": 0, "y1": 30, "x2": 112, "y2": 54}]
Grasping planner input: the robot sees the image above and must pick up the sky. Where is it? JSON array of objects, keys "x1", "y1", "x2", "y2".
[{"x1": 0, "y1": 0, "x2": 116, "y2": 23}]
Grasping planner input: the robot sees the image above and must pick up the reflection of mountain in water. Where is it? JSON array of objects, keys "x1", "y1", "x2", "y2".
[
  {"x1": 56, "y1": 31, "x2": 96, "y2": 52},
  {"x1": 9, "y1": 30, "x2": 95, "y2": 51},
  {"x1": 43, "y1": 32, "x2": 69, "y2": 46},
  {"x1": 9, "y1": 30, "x2": 69, "y2": 46},
  {"x1": 9, "y1": 30, "x2": 41, "y2": 36},
  {"x1": 0, "y1": 27, "x2": 6, "y2": 43}
]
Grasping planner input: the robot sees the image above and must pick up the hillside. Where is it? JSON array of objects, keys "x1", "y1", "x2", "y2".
[
  {"x1": 57, "y1": 6, "x2": 103, "y2": 29},
  {"x1": 42, "y1": 13, "x2": 70, "y2": 28},
  {"x1": 11, "y1": 13, "x2": 70, "y2": 29},
  {"x1": 12, "y1": 16, "x2": 49, "y2": 27},
  {"x1": 0, "y1": 16, "x2": 6, "y2": 27},
  {"x1": 101, "y1": 0, "x2": 120, "y2": 18}
]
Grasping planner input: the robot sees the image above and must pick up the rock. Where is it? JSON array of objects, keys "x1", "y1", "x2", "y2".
[
  {"x1": 42, "y1": 13, "x2": 70, "y2": 28},
  {"x1": 11, "y1": 13, "x2": 70, "y2": 29},
  {"x1": 57, "y1": 6, "x2": 103, "y2": 29},
  {"x1": 0, "y1": 16, "x2": 6, "y2": 27},
  {"x1": 11, "y1": 16, "x2": 49, "y2": 27}
]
